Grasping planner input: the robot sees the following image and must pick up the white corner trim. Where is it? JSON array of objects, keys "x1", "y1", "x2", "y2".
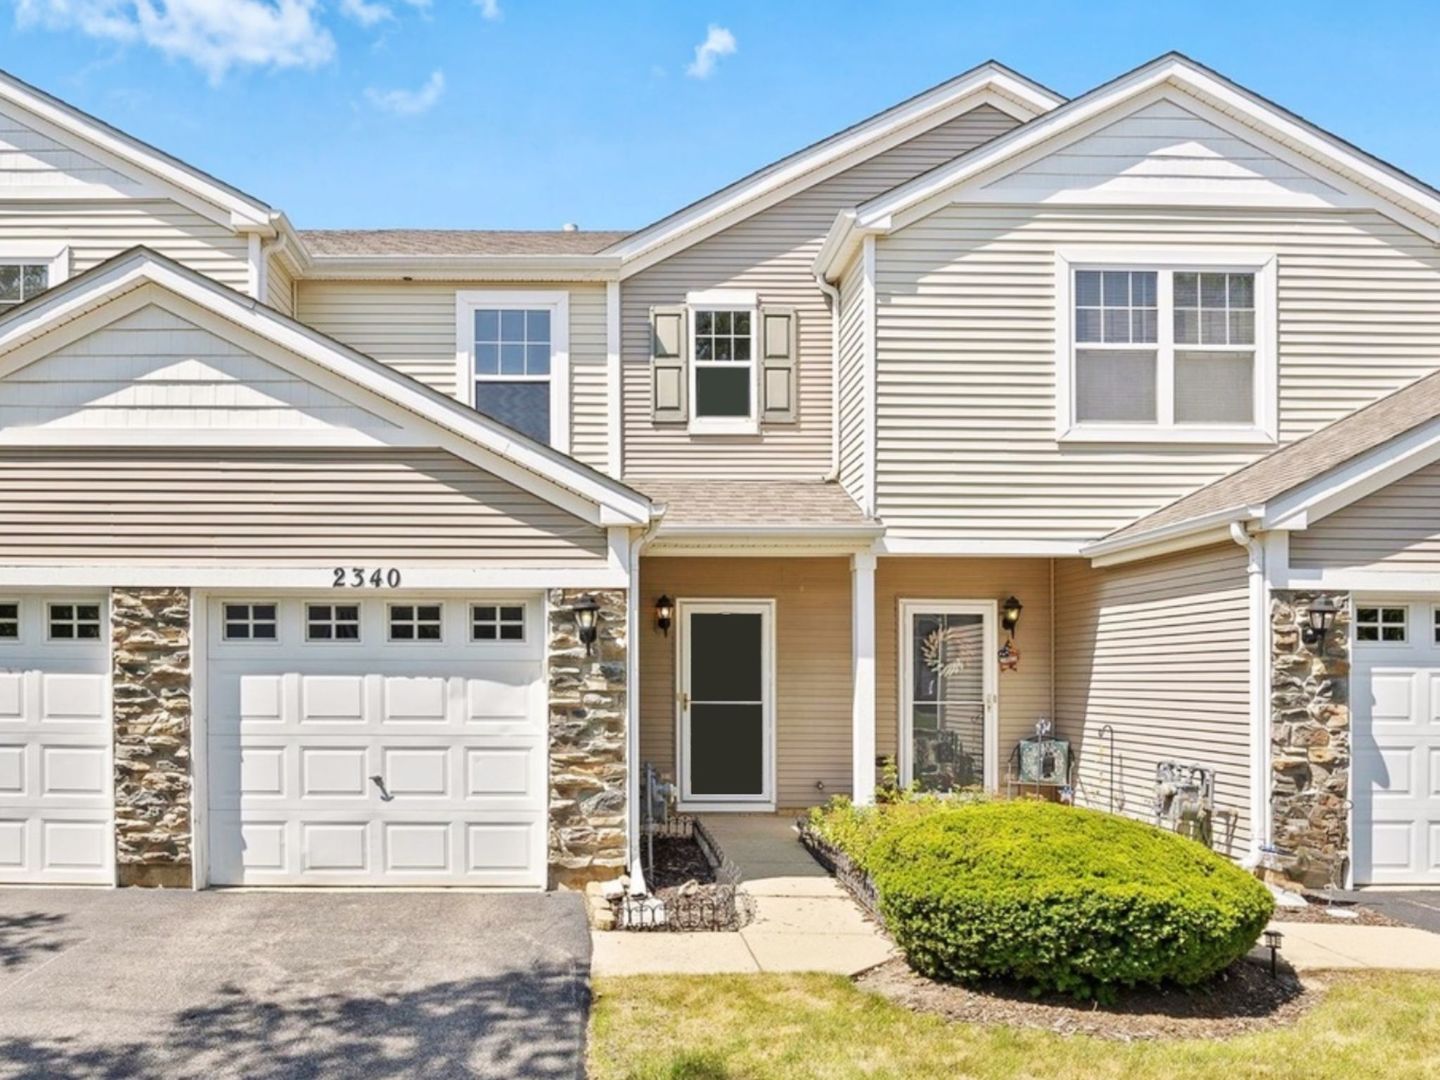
[
  {"x1": 1053, "y1": 248, "x2": 1278, "y2": 445},
  {"x1": 453, "y1": 288, "x2": 572, "y2": 456},
  {"x1": 605, "y1": 280, "x2": 622, "y2": 479},
  {"x1": 1230, "y1": 522, "x2": 1271, "y2": 860},
  {"x1": 247, "y1": 233, "x2": 264, "y2": 302},
  {"x1": 861, "y1": 234, "x2": 878, "y2": 519}
]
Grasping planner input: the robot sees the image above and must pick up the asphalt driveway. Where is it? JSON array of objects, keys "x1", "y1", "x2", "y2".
[{"x1": 0, "y1": 887, "x2": 592, "y2": 1079}]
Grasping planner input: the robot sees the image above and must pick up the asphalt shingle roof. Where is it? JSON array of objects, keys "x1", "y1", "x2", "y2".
[
  {"x1": 634, "y1": 479, "x2": 875, "y2": 530},
  {"x1": 299, "y1": 229, "x2": 631, "y2": 257}
]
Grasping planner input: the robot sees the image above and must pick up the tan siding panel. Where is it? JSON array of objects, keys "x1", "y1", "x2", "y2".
[
  {"x1": 266, "y1": 254, "x2": 295, "y2": 316},
  {"x1": 622, "y1": 105, "x2": 1020, "y2": 480},
  {"x1": 875, "y1": 557, "x2": 1054, "y2": 770},
  {"x1": 295, "y1": 281, "x2": 610, "y2": 472},
  {"x1": 1054, "y1": 545, "x2": 1252, "y2": 856},
  {"x1": 0, "y1": 104, "x2": 141, "y2": 191},
  {"x1": 1293, "y1": 459, "x2": 1440, "y2": 572},
  {"x1": 876, "y1": 206, "x2": 1440, "y2": 542},
  {"x1": 0, "y1": 201, "x2": 249, "y2": 289},
  {"x1": 0, "y1": 449, "x2": 606, "y2": 564},
  {"x1": 638, "y1": 557, "x2": 853, "y2": 808},
  {"x1": 836, "y1": 256, "x2": 867, "y2": 504}
]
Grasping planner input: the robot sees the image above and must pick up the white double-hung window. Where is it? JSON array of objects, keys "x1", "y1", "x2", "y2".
[
  {"x1": 689, "y1": 290, "x2": 759, "y2": 434},
  {"x1": 1057, "y1": 251, "x2": 1276, "y2": 443},
  {"x1": 456, "y1": 290, "x2": 570, "y2": 451}
]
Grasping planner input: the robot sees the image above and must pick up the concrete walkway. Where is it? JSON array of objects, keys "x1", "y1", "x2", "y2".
[
  {"x1": 590, "y1": 814, "x2": 894, "y2": 977},
  {"x1": 1262, "y1": 919, "x2": 1440, "y2": 971}
]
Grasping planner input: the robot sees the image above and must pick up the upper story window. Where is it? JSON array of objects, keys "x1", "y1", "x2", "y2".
[
  {"x1": 1057, "y1": 252, "x2": 1276, "y2": 444},
  {"x1": 0, "y1": 264, "x2": 49, "y2": 312},
  {"x1": 457, "y1": 291, "x2": 570, "y2": 453},
  {"x1": 692, "y1": 305, "x2": 755, "y2": 430}
]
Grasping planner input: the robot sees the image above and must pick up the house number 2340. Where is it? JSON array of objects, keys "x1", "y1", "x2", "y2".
[{"x1": 332, "y1": 567, "x2": 403, "y2": 588}]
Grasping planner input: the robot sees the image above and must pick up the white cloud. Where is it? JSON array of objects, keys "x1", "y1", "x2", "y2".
[
  {"x1": 475, "y1": 0, "x2": 500, "y2": 19},
  {"x1": 364, "y1": 68, "x2": 444, "y2": 115},
  {"x1": 15, "y1": 0, "x2": 336, "y2": 81},
  {"x1": 338, "y1": 0, "x2": 391, "y2": 27},
  {"x1": 685, "y1": 24, "x2": 735, "y2": 79}
]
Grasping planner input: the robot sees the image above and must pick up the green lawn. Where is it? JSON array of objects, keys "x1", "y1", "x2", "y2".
[{"x1": 589, "y1": 971, "x2": 1440, "y2": 1080}]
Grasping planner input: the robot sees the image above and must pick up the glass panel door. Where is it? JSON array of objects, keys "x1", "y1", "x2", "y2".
[
  {"x1": 680, "y1": 605, "x2": 770, "y2": 802},
  {"x1": 906, "y1": 608, "x2": 990, "y2": 792}
]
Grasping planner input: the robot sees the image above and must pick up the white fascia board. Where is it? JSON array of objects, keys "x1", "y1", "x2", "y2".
[
  {"x1": 849, "y1": 55, "x2": 1440, "y2": 242},
  {"x1": 0, "y1": 251, "x2": 654, "y2": 527},
  {"x1": 876, "y1": 537, "x2": 1084, "y2": 556},
  {"x1": 301, "y1": 254, "x2": 620, "y2": 283},
  {"x1": 612, "y1": 71, "x2": 1061, "y2": 277},
  {"x1": 656, "y1": 523, "x2": 885, "y2": 539},
  {"x1": 0, "y1": 565, "x2": 629, "y2": 590},
  {"x1": 1079, "y1": 504, "x2": 1264, "y2": 563},
  {"x1": 1260, "y1": 415, "x2": 1440, "y2": 531},
  {"x1": 0, "y1": 70, "x2": 272, "y2": 230}
]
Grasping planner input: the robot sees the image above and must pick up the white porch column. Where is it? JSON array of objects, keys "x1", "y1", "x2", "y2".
[{"x1": 851, "y1": 551, "x2": 877, "y2": 805}]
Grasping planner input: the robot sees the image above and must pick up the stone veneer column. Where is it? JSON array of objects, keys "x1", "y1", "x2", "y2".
[
  {"x1": 547, "y1": 588, "x2": 628, "y2": 889},
  {"x1": 1269, "y1": 590, "x2": 1351, "y2": 890},
  {"x1": 111, "y1": 587, "x2": 193, "y2": 887}
]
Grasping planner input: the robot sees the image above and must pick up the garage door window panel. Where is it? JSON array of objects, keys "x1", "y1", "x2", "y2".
[
  {"x1": 47, "y1": 603, "x2": 101, "y2": 642},
  {"x1": 0, "y1": 601, "x2": 17, "y2": 641},
  {"x1": 472, "y1": 604, "x2": 525, "y2": 642},
  {"x1": 389, "y1": 604, "x2": 443, "y2": 642},
  {"x1": 1356, "y1": 606, "x2": 1408, "y2": 644},
  {"x1": 223, "y1": 603, "x2": 278, "y2": 642},
  {"x1": 306, "y1": 604, "x2": 361, "y2": 642}
]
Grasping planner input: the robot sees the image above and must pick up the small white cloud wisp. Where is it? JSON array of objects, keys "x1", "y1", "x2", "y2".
[
  {"x1": 686, "y1": 24, "x2": 735, "y2": 79},
  {"x1": 338, "y1": 0, "x2": 392, "y2": 27},
  {"x1": 364, "y1": 68, "x2": 445, "y2": 116},
  {"x1": 475, "y1": 0, "x2": 501, "y2": 20},
  {"x1": 14, "y1": 0, "x2": 337, "y2": 82}
]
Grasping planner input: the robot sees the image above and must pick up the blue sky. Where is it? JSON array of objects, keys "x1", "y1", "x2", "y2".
[{"x1": 2, "y1": 1, "x2": 1438, "y2": 231}]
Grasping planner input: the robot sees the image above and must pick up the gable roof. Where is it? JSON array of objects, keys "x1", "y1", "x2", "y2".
[
  {"x1": 605, "y1": 61, "x2": 1064, "y2": 277},
  {"x1": 0, "y1": 68, "x2": 274, "y2": 232},
  {"x1": 817, "y1": 52, "x2": 1440, "y2": 279},
  {"x1": 1084, "y1": 367, "x2": 1440, "y2": 561},
  {"x1": 0, "y1": 246, "x2": 652, "y2": 527}
]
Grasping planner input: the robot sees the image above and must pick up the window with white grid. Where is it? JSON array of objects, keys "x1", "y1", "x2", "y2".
[
  {"x1": 1356, "y1": 606, "x2": 1406, "y2": 644},
  {"x1": 306, "y1": 603, "x2": 361, "y2": 642},
  {"x1": 223, "y1": 603, "x2": 278, "y2": 641},
  {"x1": 389, "y1": 603, "x2": 443, "y2": 642},
  {"x1": 0, "y1": 263, "x2": 48, "y2": 312},
  {"x1": 48, "y1": 602, "x2": 101, "y2": 641},
  {"x1": 1060, "y1": 254, "x2": 1273, "y2": 442},
  {"x1": 0, "y1": 601, "x2": 17, "y2": 642},
  {"x1": 472, "y1": 603, "x2": 525, "y2": 642}
]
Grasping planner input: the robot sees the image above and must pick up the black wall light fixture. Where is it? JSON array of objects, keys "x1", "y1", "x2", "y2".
[
  {"x1": 655, "y1": 594, "x2": 674, "y2": 636},
  {"x1": 574, "y1": 594, "x2": 600, "y2": 655},
  {"x1": 1001, "y1": 596, "x2": 1024, "y2": 636},
  {"x1": 1300, "y1": 594, "x2": 1338, "y2": 657}
]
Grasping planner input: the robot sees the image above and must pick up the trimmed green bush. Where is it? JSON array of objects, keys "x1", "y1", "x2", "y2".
[{"x1": 862, "y1": 800, "x2": 1274, "y2": 1000}]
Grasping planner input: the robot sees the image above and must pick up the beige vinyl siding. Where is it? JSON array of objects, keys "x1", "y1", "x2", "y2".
[
  {"x1": 295, "y1": 280, "x2": 611, "y2": 472},
  {"x1": 638, "y1": 557, "x2": 853, "y2": 807},
  {"x1": 265, "y1": 253, "x2": 295, "y2": 315},
  {"x1": 1054, "y1": 544, "x2": 1252, "y2": 856},
  {"x1": 836, "y1": 253, "x2": 868, "y2": 505},
  {"x1": 875, "y1": 206, "x2": 1440, "y2": 543},
  {"x1": 621, "y1": 104, "x2": 1020, "y2": 480},
  {"x1": 1292, "y1": 459, "x2": 1440, "y2": 572},
  {"x1": 0, "y1": 448, "x2": 607, "y2": 564},
  {"x1": 0, "y1": 105, "x2": 140, "y2": 192},
  {"x1": 0, "y1": 202, "x2": 249, "y2": 290},
  {"x1": 875, "y1": 557, "x2": 1053, "y2": 770}
]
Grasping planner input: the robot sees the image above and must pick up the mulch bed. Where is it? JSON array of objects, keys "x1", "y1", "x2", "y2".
[
  {"x1": 646, "y1": 834, "x2": 718, "y2": 900},
  {"x1": 1269, "y1": 898, "x2": 1405, "y2": 927},
  {"x1": 857, "y1": 957, "x2": 1317, "y2": 1041}
]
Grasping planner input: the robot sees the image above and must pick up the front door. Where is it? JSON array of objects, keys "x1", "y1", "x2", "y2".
[
  {"x1": 899, "y1": 600, "x2": 997, "y2": 792},
  {"x1": 677, "y1": 601, "x2": 774, "y2": 809}
]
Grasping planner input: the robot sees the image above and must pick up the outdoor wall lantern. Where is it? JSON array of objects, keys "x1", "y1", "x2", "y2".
[
  {"x1": 1001, "y1": 596, "x2": 1024, "y2": 636},
  {"x1": 1300, "y1": 595, "x2": 1339, "y2": 656},
  {"x1": 574, "y1": 594, "x2": 601, "y2": 655},
  {"x1": 655, "y1": 594, "x2": 674, "y2": 636}
]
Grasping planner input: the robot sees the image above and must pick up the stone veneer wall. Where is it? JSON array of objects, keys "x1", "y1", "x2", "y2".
[
  {"x1": 111, "y1": 587, "x2": 193, "y2": 887},
  {"x1": 1269, "y1": 590, "x2": 1351, "y2": 890},
  {"x1": 547, "y1": 588, "x2": 628, "y2": 889}
]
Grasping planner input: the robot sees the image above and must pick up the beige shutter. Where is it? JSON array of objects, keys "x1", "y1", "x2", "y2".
[
  {"x1": 650, "y1": 305, "x2": 688, "y2": 423},
  {"x1": 760, "y1": 307, "x2": 797, "y2": 423}
]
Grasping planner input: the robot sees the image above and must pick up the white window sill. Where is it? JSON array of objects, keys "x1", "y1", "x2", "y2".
[
  {"x1": 687, "y1": 418, "x2": 760, "y2": 436},
  {"x1": 1058, "y1": 425, "x2": 1277, "y2": 447}
]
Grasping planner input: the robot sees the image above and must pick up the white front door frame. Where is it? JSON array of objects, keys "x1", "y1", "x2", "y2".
[
  {"x1": 674, "y1": 598, "x2": 777, "y2": 812},
  {"x1": 897, "y1": 599, "x2": 999, "y2": 792}
]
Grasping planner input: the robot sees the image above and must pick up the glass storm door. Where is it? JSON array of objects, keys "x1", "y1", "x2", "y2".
[
  {"x1": 901, "y1": 601, "x2": 996, "y2": 792},
  {"x1": 679, "y1": 602, "x2": 772, "y2": 805}
]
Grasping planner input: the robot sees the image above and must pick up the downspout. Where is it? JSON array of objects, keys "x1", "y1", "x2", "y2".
[
  {"x1": 1230, "y1": 521, "x2": 1270, "y2": 863},
  {"x1": 815, "y1": 271, "x2": 842, "y2": 482},
  {"x1": 627, "y1": 507, "x2": 665, "y2": 881}
]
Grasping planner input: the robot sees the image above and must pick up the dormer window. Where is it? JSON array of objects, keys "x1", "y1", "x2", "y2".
[{"x1": 1057, "y1": 251, "x2": 1276, "y2": 444}]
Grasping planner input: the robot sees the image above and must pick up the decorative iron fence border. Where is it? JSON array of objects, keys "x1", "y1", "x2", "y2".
[
  {"x1": 796, "y1": 819, "x2": 885, "y2": 926},
  {"x1": 613, "y1": 816, "x2": 757, "y2": 932}
]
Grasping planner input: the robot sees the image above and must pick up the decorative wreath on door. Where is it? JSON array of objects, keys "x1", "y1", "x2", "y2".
[{"x1": 920, "y1": 625, "x2": 980, "y2": 678}]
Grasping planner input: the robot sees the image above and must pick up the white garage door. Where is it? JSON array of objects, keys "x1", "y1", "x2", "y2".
[
  {"x1": 1353, "y1": 600, "x2": 1440, "y2": 884},
  {"x1": 205, "y1": 595, "x2": 547, "y2": 887},
  {"x1": 0, "y1": 594, "x2": 113, "y2": 884}
]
